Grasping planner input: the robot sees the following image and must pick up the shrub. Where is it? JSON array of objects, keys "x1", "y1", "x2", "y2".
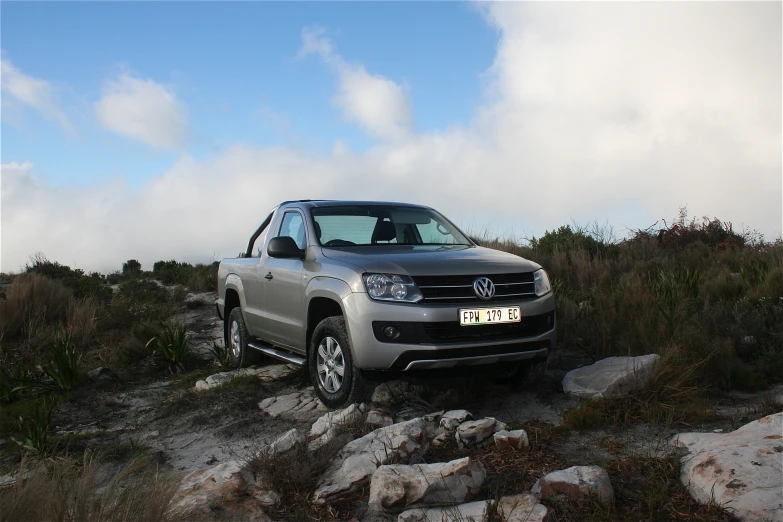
[
  {"x1": 530, "y1": 223, "x2": 619, "y2": 259},
  {"x1": 24, "y1": 253, "x2": 110, "y2": 300},
  {"x1": 121, "y1": 259, "x2": 142, "y2": 278},
  {"x1": 152, "y1": 259, "x2": 218, "y2": 292}
]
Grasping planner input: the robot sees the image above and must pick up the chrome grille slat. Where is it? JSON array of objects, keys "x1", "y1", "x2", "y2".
[{"x1": 412, "y1": 272, "x2": 536, "y2": 304}]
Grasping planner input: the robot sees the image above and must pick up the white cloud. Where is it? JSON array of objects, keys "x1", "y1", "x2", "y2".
[
  {"x1": 0, "y1": 58, "x2": 73, "y2": 131},
  {"x1": 300, "y1": 27, "x2": 414, "y2": 142},
  {"x1": 95, "y1": 73, "x2": 188, "y2": 149},
  {"x1": 2, "y1": 2, "x2": 780, "y2": 273}
]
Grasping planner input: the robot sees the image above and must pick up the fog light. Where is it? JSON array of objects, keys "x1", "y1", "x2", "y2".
[{"x1": 382, "y1": 325, "x2": 400, "y2": 340}]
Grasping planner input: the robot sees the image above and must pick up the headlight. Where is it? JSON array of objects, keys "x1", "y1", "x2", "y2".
[
  {"x1": 362, "y1": 273, "x2": 423, "y2": 303},
  {"x1": 533, "y1": 269, "x2": 552, "y2": 296}
]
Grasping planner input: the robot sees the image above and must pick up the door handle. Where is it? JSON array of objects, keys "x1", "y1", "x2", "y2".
[{"x1": 264, "y1": 272, "x2": 273, "y2": 280}]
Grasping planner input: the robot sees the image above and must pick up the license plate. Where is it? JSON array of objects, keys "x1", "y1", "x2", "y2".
[{"x1": 459, "y1": 306, "x2": 521, "y2": 326}]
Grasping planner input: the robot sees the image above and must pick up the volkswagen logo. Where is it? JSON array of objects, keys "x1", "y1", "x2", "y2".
[{"x1": 473, "y1": 277, "x2": 495, "y2": 300}]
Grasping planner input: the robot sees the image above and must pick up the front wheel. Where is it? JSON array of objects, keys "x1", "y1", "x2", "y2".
[{"x1": 309, "y1": 316, "x2": 367, "y2": 408}]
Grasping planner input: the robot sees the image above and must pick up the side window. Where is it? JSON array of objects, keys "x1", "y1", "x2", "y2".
[{"x1": 278, "y1": 212, "x2": 306, "y2": 249}]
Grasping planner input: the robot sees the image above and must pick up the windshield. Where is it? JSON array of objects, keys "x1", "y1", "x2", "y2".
[{"x1": 310, "y1": 205, "x2": 472, "y2": 247}]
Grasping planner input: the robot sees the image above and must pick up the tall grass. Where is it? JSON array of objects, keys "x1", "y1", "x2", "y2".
[
  {"x1": 0, "y1": 453, "x2": 181, "y2": 522},
  {"x1": 475, "y1": 209, "x2": 783, "y2": 392}
]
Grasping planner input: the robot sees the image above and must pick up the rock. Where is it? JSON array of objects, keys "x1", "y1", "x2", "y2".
[
  {"x1": 398, "y1": 500, "x2": 487, "y2": 522},
  {"x1": 430, "y1": 432, "x2": 451, "y2": 448},
  {"x1": 562, "y1": 354, "x2": 660, "y2": 399},
  {"x1": 369, "y1": 457, "x2": 486, "y2": 513},
  {"x1": 252, "y1": 485, "x2": 281, "y2": 508},
  {"x1": 497, "y1": 493, "x2": 550, "y2": 522},
  {"x1": 672, "y1": 412, "x2": 783, "y2": 522},
  {"x1": 311, "y1": 403, "x2": 364, "y2": 438},
  {"x1": 168, "y1": 460, "x2": 255, "y2": 518},
  {"x1": 372, "y1": 380, "x2": 421, "y2": 406},
  {"x1": 532, "y1": 465, "x2": 614, "y2": 508},
  {"x1": 312, "y1": 418, "x2": 429, "y2": 504},
  {"x1": 259, "y1": 388, "x2": 328, "y2": 421},
  {"x1": 196, "y1": 364, "x2": 300, "y2": 391},
  {"x1": 494, "y1": 429, "x2": 529, "y2": 450},
  {"x1": 308, "y1": 426, "x2": 354, "y2": 452},
  {"x1": 398, "y1": 493, "x2": 548, "y2": 522},
  {"x1": 440, "y1": 410, "x2": 473, "y2": 431},
  {"x1": 87, "y1": 367, "x2": 104, "y2": 380},
  {"x1": 261, "y1": 428, "x2": 305, "y2": 457},
  {"x1": 366, "y1": 408, "x2": 394, "y2": 428},
  {"x1": 455, "y1": 417, "x2": 507, "y2": 449}
]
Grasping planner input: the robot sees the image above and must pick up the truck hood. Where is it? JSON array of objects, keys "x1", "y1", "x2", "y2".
[{"x1": 320, "y1": 245, "x2": 541, "y2": 276}]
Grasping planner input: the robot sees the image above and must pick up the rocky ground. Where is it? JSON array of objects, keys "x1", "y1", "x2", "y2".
[{"x1": 2, "y1": 292, "x2": 780, "y2": 521}]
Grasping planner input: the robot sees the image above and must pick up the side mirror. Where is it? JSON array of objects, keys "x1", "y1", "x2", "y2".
[
  {"x1": 267, "y1": 236, "x2": 305, "y2": 259},
  {"x1": 470, "y1": 237, "x2": 482, "y2": 246}
]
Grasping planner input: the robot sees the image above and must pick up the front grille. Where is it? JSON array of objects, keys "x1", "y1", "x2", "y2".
[{"x1": 412, "y1": 272, "x2": 535, "y2": 304}]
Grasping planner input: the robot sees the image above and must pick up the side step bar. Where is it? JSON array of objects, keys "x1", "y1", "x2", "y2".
[{"x1": 248, "y1": 342, "x2": 306, "y2": 366}]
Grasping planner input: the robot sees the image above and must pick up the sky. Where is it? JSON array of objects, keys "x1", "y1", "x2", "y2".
[{"x1": 1, "y1": 1, "x2": 781, "y2": 274}]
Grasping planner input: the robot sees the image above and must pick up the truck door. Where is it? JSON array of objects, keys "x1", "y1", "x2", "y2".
[{"x1": 261, "y1": 209, "x2": 307, "y2": 352}]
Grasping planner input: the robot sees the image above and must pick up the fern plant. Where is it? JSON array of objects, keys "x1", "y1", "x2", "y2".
[
  {"x1": 43, "y1": 334, "x2": 82, "y2": 392},
  {"x1": 146, "y1": 320, "x2": 188, "y2": 371}
]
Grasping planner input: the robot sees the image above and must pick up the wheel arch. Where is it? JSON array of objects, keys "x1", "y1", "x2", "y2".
[{"x1": 305, "y1": 277, "x2": 352, "y2": 356}]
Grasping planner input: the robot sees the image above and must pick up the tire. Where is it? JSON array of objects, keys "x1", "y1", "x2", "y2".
[
  {"x1": 309, "y1": 316, "x2": 367, "y2": 409},
  {"x1": 226, "y1": 307, "x2": 260, "y2": 368}
]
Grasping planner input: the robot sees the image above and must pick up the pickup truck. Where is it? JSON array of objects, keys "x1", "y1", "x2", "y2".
[{"x1": 216, "y1": 200, "x2": 556, "y2": 408}]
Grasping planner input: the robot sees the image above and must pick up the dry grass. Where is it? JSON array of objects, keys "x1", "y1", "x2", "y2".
[
  {"x1": 66, "y1": 297, "x2": 98, "y2": 346},
  {"x1": 0, "y1": 452, "x2": 181, "y2": 522},
  {"x1": 248, "y1": 437, "x2": 359, "y2": 521},
  {"x1": 561, "y1": 345, "x2": 717, "y2": 431},
  {"x1": 0, "y1": 273, "x2": 72, "y2": 341}
]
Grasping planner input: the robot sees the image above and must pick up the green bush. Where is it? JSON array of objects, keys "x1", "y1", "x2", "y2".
[
  {"x1": 122, "y1": 259, "x2": 143, "y2": 278},
  {"x1": 152, "y1": 260, "x2": 218, "y2": 292},
  {"x1": 24, "y1": 253, "x2": 110, "y2": 300}
]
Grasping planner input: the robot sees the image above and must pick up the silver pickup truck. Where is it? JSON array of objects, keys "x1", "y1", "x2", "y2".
[{"x1": 216, "y1": 200, "x2": 556, "y2": 408}]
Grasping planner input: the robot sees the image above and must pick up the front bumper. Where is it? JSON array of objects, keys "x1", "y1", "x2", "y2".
[{"x1": 342, "y1": 291, "x2": 557, "y2": 371}]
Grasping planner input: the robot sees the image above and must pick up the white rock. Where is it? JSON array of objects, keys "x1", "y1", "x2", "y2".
[
  {"x1": 366, "y1": 408, "x2": 394, "y2": 428},
  {"x1": 308, "y1": 426, "x2": 353, "y2": 453},
  {"x1": 531, "y1": 465, "x2": 614, "y2": 508},
  {"x1": 397, "y1": 493, "x2": 548, "y2": 522},
  {"x1": 497, "y1": 493, "x2": 550, "y2": 522},
  {"x1": 252, "y1": 487, "x2": 280, "y2": 508},
  {"x1": 196, "y1": 364, "x2": 299, "y2": 391},
  {"x1": 310, "y1": 403, "x2": 364, "y2": 438},
  {"x1": 369, "y1": 457, "x2": 486, "y2": 513},
  {"x1": 261, "y1": 428, "x2": 305, "y2": 457},
  {"x1": 672, "y1": 412, "x2": 783, "y2": 522},
  {"x1": 258, "y1": 388, "x2": 328, "y2": 421},
  {"x1": 87, "y1": 367, "x2": 104, "y2": 379},
  {"x1": 562, "y1": 354, "x2": 660, "y2": 399},
  {"x1": 430, "y1": 432, "x2": 451, "y2": 448},
  {"x1": 440, "y1": 410, "x2": 473, "y2": 431},
  {"x1": 494, "y1": 429, "x2": 529, "y2": 450},
  {"x1": 312, "y1": 418, "x2": 428, "y2": 504},
  {"x1": 455, "y1": 417, "x2": 507, "y2": 449},
  {"x1": 168, "y1": 460, "x2": 254, "y2": 517}
]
